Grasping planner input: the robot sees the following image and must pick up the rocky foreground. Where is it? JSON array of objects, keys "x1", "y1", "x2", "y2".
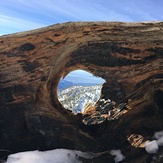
[{"x1": 0, "y1": 22, "x2": 163, "y2": 162}]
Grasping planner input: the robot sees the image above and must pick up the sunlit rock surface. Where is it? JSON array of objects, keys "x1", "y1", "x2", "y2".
[{"x1": 0, "y1": 21, "x2": 163, "y2": 162}]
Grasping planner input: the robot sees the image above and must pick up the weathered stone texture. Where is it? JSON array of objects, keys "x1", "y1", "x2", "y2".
[{"x1": 0, "y1": 22, "x2": 163, "y2": 162}]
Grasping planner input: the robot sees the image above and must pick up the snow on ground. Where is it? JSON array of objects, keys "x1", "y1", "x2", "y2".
[
  {"x1": 145, "y1": 130, "x2": 163, "y2": 154},
  {"x1": 5, "y1": 130, "x2": 163, "y2": 163},
  {"x1": 109, "y1": 149, "x2": 125, "y2": 162},
  {"x1": 4, "y1": 149, "x2": 93, "y2": 163},
  {"x1": 5, "y1": 148, "x2": 128, "y2": 163},
  {"x1": 144, "y1": 140, "x2": 159, "y2": 154}
]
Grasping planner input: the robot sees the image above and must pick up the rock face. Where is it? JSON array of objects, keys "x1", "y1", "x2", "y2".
[{"x1": 0, "y1": 22, "x2": 163, "y2": 162}]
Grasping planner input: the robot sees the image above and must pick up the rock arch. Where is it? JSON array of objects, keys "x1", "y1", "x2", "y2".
[
  {"x1": 0, "y1": 22, "x2": 163, "y2": 162},
  {"x1": 57, "y1": 69, "x2": 105, "y2": 113}
]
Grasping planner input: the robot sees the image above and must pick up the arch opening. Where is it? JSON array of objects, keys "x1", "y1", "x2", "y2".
[{"x1": 57, "y1": 70, "x2": 105, "y2": 114}]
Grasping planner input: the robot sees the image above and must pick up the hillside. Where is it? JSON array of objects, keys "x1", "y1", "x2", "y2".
[{"x1": 58, "y1": 84, "x2": 102, "y2": 113}]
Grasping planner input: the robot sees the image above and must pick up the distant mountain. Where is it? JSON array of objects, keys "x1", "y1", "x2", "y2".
[
  {"x1": 58, "y1": 79, "x2": 102, "y2": 90},
  {"x1": 58, "y1": 80, "x2": 75, "y2": 90},
  {"x1": 57, "y1": 85, "x2": 102, "y2": 113},
  {"x1": 58, "y1": 70, "x2": 105, "y2": 90}
]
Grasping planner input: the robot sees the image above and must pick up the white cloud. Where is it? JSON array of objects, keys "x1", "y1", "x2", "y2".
[
  {"x1": 0, "y1": 15, "x2": 44, "y2": 28},
  {"x1": 5, "y1": 149, "x2": 93, "y2": 163},
  {"x1": 0, "y1": 0, "x2": 133, "y2": 24},
  {"x1": 0, "y1": 0, "x2": 162, "y2": 35},
  {"x1": 110, "y1": 149, "x2": 125, "y2": 162},
  {"x1": 14, "y1": 0, "x2": 132, "y2": 21},
  {"x1": 0, "y1": 14, "x2": 45, "y2": 35}
]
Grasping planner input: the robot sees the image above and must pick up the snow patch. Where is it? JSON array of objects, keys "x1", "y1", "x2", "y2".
[
  {"x1": 5, "y1": 149, "x2": 93, "y2": 163},
  {"x1": 110, "y1": 149, "x2": 125, "y2": 162},
  {"x1": 153, "y1": 130, "x2": 163, "y2": 140},
  {"x1": 144, "y1": 140, "x2": 159, "y2": 154},
  {"x1": 157, "y1": 136, "x2": 163, "y2": 146},
  {"x1": 145, "y1": 130, "x2": 163, "y2": 154}
]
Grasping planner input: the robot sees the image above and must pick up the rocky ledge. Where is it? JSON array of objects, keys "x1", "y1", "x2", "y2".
[{"x1": 0, "y1": 22, "x2": 163, "y2": 162}]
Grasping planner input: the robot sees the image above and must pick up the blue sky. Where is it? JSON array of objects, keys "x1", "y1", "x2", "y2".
[
  {"x1": 0, "y1": 0, "x2": 162, "y2": 35},
  {"x1": 64, "y1": 70, "x2": 105, "y2": 83}
]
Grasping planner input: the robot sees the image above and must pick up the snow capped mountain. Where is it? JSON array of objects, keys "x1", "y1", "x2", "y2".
[
  {"x1": 57, "y1": 70, "x2": 105, "y2": 113},
  {"x1": 58, "y1": 80, "x2": 74, "y2": 90},
  {"x1": 57, "y1": 85, "x2": 102, "y2": 113},
  {"x1": 58, "y1": 70, "x2": 105, "y2": 90}
]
